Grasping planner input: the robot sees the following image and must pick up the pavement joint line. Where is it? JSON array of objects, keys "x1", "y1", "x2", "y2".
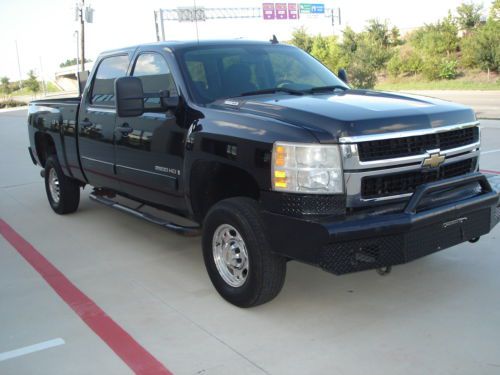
[
  {"x1": 1, "y1": 181, "x2": 41, "y2": 189},
  {"x1": 481, "y1": 149, "x2": 500, "y2": 155},
  {"x1": 0, "y1": 219, "x2": 173, "y2": 375},
  {"x1": 0, "y1": 338, "x2": 65, "y2": 362},
  {"x1": 132, "y1": 280, "x2": 271, "y2": 375}
]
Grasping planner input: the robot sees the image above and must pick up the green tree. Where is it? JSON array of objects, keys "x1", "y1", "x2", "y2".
[
  {"x1": 25, "y1": 70, "x2": 40, "y2": 94},
  {"x1": 473, "y1": 20, "x2": 500, "y2": 75},
  {"x1": 0, "y1": 76, "x2": 12, "y2": 97},
  {"x1": 390, "y1": 26, "x2": 403, "y2": 46},
  {"x1": 341, "y1": 26, "x2": 358, "y2": 54},
  {"x1": 290, "y1": 26, "x2": 314, "y2": 53},
  {"x1": 490, "y1": 0, "x2": 500, "y2": 21},
  {"x1": 347, "y1": 36, "x2": 381, "y2": 89},
  {"x1": 310, "y1": 35, "x2": 347, "y2": 73},
  {"x1": 365, "y1": 19, "x2": 391, "y2": 47},
  {"x1": 456, "y1": 2, "x2": 483, "y2": 30},
  {"x1": 59, "y1": 58, "x2": 92, "y2": 68},
  {"x1": 410, "y1": 14, "x2": 459, "y2": 56}
]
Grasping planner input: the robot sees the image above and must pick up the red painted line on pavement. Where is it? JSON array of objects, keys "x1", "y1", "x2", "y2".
[
  {"x1": 0, "y1": 219, "x2": 172, "y2": 375},
  {"x1": 480, "y1": 169, "x2": 500, "y2": 175}
]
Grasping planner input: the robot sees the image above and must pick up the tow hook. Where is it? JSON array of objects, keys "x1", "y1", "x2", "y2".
[
  {"x1": 469, "y1": 237, "x2": 480, "y2": 243},
  {"x1": 376, "y1": 266, "x2": 392, "y2": 276}
]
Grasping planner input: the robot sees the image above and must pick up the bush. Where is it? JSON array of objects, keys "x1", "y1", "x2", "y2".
[
  {"x1": 348, "y1": 61, "x2": 377, "y2": 89},
  {"x1": 0, "y1": 100, "x2": 26, "y2": 109},
  {"x1": 387, "y1": 54, "x2": 403, "y2": 77},
  {"x1": 422, "y1": 57, "x2": 459, "y2": 80},
  {"x1": 438, "y1": 58, "x2": 459, "y2": 79},
  {"x1": 387, "y1": 45, "x2": 424, "y2": 77}
]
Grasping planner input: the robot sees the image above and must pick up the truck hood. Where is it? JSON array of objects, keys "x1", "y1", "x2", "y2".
[{"x1": 212, "y1": 90, "x2": 476, "y2": 143}]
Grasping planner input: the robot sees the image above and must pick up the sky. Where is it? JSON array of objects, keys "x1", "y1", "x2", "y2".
[{"x1": 0, "y1": 0, "x2": 492, "y2": 82}]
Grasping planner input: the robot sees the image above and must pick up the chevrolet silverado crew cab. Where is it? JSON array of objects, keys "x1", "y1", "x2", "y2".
[{"x1": 28, "y1": 40, "x2": 500, "y2": 307}]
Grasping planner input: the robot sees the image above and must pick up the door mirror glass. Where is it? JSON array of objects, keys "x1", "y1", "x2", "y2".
[
  {"x1": 115, "y1": 76, "x2": 144, "y2": 117},
  {"x1": 338, "y1": 68, "x2": 348, "y2": 84},
  {"x1": 160, "y1": 90, "x2": 179, "y2": 110}
]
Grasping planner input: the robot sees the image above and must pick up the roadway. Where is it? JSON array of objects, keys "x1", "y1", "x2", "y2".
[
  {"x1": 1, "y1": 109, "x2": 500, "y2": 374},
  {"x1": 396, "y1": 90, "x2": 500, "y2": 119}
]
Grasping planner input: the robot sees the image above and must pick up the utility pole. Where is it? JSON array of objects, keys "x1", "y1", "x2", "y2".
[
  {"x1": 76, "y1": 1, "x2": 93, "y2": 72},
  {"x1": 15, "y1": 40, "x2": 23, "y2": 89},
  {"x1": 80, "y1": 0, "x2": 85, "y2": 72},
  {"x1": 154, "y1": 11, "x2": 160, "y2": 42}
]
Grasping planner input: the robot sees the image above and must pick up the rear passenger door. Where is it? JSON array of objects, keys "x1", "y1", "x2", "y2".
[
  {"x1": 78, "y1": 54, "x2": 129, "y2": 189},
  {"x1": 114, "y1": 52, "x2": 186, "y2": 210}
]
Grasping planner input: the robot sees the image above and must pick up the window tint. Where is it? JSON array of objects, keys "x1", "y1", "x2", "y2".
[
  {"x1": 91, "y1": 55, "x2": 129, "y2": 106},
  {"x1": 132, "y1": 53, "x2": 177, "y2": 111}
]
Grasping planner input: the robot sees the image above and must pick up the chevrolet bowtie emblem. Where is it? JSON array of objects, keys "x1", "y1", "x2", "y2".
[{"x1": 422, "y1": 152, "x2": 445, "y2": 168}]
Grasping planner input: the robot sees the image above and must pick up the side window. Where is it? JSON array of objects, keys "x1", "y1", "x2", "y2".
[
  {"x1": 91, "y1": 55, "x2": 129, "y2": 106},
  {"x1": 132, "y1": 53, "x2": 177, "y2": 111}
]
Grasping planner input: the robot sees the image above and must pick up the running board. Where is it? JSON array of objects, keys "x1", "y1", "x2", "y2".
[{"x1": 89, "y1": 193, "x2": 201, "y2": 236}]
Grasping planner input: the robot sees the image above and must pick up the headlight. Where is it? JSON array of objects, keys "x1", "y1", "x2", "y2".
[{"x1": 271, "y1": 142, "x2": 343, "y2": 194}]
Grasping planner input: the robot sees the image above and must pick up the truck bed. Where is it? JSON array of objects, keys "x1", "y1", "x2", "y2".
[{"x1": 28, "y1": 96, "x2": 83, "y2": 182}]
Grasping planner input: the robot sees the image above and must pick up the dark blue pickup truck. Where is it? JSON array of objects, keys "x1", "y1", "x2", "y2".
[{"x1": 27, "y1": 40, "x2": 500, "y2": 307}]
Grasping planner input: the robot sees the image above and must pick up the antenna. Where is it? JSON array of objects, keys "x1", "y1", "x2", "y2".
[
  {"x1": 193, "y1": 0, "x2": 200, "y2": 43},
  {"x1": 270, "y1": 34, "x2": 279, "y2": 44}
]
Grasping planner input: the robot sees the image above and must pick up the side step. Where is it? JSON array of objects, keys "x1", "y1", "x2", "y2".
[{"x1": 89, "y1": 193, "x2": 201, "y2": 236}]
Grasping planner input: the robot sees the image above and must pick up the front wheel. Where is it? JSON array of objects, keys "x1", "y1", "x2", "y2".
[
  {"x1": 202, "y1": 197, "x2": 286, "y2": 307},
  {"x1": 44, "y1": 155, "x2": 80, "y2": 214}
]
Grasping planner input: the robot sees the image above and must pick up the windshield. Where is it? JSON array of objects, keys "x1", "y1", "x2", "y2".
[{"x1": 177, "y1": 44, "x2": 348, "y2": 105}]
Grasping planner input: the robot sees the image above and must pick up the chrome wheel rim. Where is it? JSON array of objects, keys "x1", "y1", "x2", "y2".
[
  {"x1": 48, "y1": 168, "x2": 60, "y2": 204},
  {"x1": 212, "y1": 224, "x2": 249, "y2": 287}
]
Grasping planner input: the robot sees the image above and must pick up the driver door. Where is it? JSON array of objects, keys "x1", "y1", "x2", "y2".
[{"x1": 114, "y1": 52, "x2": 186, "y2": 211}]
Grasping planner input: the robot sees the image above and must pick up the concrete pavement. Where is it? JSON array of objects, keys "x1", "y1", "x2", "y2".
[{"x1": 1, "y1": 109, "x2": 500, "y2": 374}]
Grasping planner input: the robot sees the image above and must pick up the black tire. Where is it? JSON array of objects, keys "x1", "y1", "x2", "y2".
[
  {"x1": 44, "y1": 155, "x2": 80, "y2": 214},
  {"x1": 202, "y1": 197, "x2": 286, "y2": 307}
]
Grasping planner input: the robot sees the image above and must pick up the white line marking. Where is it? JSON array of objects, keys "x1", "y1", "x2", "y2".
[
  {"x1": 0, "y1": 338, "x2": 65, "y2": 362},
  {"x1": 481, "y1": 149, "x2": 500, "y2": 155}
]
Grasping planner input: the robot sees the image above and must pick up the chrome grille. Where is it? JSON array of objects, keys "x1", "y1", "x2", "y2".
[
  {"x1": 358, "y1": 127, "x2": 479, "y2": 162},
  {"x1": 340, "y1": 122, "x2": 481, "y2": 207},
  {"x1": 361, "y1": 158, "x2": 476, "y2": 198}
]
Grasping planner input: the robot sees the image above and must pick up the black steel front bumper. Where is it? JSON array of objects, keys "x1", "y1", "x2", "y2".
[{"x1": 262, "y1": 173, "x2": 500, "y2": 275}]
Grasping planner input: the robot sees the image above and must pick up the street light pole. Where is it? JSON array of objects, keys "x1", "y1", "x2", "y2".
[
  {"x1": 74, "y1": 30, "x2": 80, "y2": 73},
  {"x1": 15, "y1": 40, "x2": 23, "y2": 89}
]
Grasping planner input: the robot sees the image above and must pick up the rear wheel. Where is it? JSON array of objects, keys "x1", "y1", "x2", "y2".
[
  {"x1": 202, "y1": 197, "x2": 286, "y2": 307},
  {"x1": 44, "y1": 156, "x2": 80, "y2": 214}
]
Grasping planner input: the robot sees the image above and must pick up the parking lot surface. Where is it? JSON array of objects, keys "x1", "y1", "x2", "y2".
[{"x1": 1, "y1": 109, "x2": 500, "y2": 375}]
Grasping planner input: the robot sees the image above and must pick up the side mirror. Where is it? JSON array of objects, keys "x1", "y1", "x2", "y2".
[
  {"x1": 115, "y1": 77, "x2": 144, "y2": 117},
  {"x1": 338, "y1": 68, "x2": 348, "y2": 84},
  {"x1": 160, "y1": 90, "x2": 179, "y2": 110}
]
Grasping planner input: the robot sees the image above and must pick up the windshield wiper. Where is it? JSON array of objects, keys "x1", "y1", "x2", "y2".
[
  {"x1": 306, "y1": 85, "x2": 349, "y2": 93},
  {"x1": 239, "y1": 87, "x2": 304, "y2": 97}
]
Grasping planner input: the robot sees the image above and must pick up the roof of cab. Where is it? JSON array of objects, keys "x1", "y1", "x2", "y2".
[{"x1": 100, "y1": 39, "x2": 288, "y2": 56}]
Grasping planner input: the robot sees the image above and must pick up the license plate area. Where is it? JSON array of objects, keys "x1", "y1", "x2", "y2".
[{"x1": 404, "y1": 208, "x2": 491, "y2": 261}]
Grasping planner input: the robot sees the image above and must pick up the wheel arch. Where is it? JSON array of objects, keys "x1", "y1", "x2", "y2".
[
  {"x1": 189, "y1": 160, "x2": 261, "y2": 222},
  {"x1": 34, "y1": 132, "x2": 57, "y2": 168}
]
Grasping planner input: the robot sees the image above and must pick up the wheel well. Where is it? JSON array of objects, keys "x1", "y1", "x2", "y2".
[
  {"x1": 34, "y1": 132, "x2": 56, "y2": 167},
  {"x1": 190, "y1": 161, "x2": 260, "y2": 222}
]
